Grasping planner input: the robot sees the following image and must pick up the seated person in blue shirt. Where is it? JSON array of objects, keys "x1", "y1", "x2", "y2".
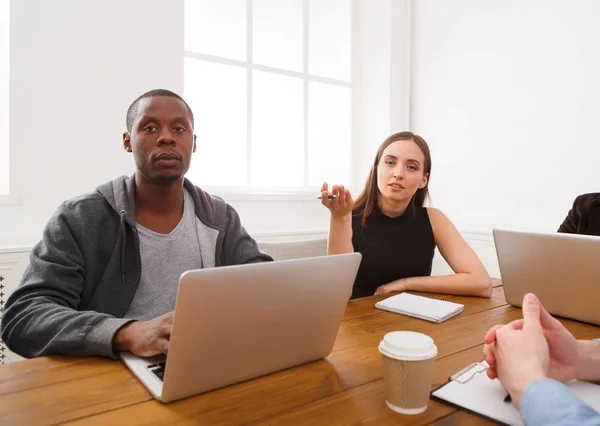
[
  {"x1": 319, "y1": 131, "x2": 492, "y2": 299},
  {"x1": 483, "y1": 293, "x2": 600, "y2": 425},
  {"x1": 558, "y1": 193, "x2": 600, "y2": 236}
]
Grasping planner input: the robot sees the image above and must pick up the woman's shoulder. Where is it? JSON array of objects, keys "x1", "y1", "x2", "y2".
[
  {"x1": 425, "y1": 207, "x2": 453, "y2": 227},
  {"x1": 425, "y1": 206, "x2": 444, "y2": 217},
  {"x1": 425, "y1": 207, "x2": 464, "y2": 240}
]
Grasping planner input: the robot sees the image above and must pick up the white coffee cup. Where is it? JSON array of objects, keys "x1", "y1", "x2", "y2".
[{"x1": 378, "y1": 331, "x2": 438, "y2": 414}]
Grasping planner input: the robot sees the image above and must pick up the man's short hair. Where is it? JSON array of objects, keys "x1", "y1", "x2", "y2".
[{"x1": 126, "y1": 89, "x2": 195, "y2": 132}]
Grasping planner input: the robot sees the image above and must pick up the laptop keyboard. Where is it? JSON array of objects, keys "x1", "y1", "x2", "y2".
[{"x1": 147, "y1": 361, "x2": 166, "y2": 381}]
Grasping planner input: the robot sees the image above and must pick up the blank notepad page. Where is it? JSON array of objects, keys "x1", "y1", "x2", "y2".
[{"x1": 375, "y1": 293, "x2": 464, "y2": 323}]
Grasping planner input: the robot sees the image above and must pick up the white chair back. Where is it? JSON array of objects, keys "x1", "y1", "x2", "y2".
[{"x1": 258, "y1": 238, "x2": 327, "y2": 261}]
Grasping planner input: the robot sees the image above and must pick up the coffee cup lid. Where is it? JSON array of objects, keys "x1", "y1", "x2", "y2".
[{"x1": 378, "y1": 331, "x2": 438, "y2": 361}]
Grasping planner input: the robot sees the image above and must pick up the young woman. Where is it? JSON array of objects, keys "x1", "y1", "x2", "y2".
[{"x1": 320, "y1": 131, "x2": 492, "y2": 299}]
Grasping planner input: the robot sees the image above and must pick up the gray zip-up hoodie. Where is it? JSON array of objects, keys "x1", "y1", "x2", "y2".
[{"x1": 1, "y1": 175, "x2": 272, "y2": 359}]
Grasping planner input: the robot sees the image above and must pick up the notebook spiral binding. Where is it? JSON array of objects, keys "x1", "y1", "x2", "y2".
[{"x1": 405, "y1": 292, "x2": 454, "y2": 303}]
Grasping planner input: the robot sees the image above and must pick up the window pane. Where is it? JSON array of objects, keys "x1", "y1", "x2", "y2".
[
  {"x1": 309, "y1": 0, "x2": 351, "y2": 82},
  {"x1": 308, "y1": 82, "x2": 351, "y2": 187},
  {"x1": 184, "y1": 58, "x2": 247, "y2": 186},
  {"x1": 184, "y1": 0, "x2": 246, "y2": 61},
  {"x1": 0, "y1": 0, "x2": 8, "y2": 194},
  {"x1": 252, "y1": 71, "x2": 303, "y2": 188},
  {"x1": 253, "y1": 0, "x2": 303, "y2": 72}
]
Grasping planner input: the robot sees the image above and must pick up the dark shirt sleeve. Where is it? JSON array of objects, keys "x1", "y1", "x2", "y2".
[
  {"x1": 220, "y1": 204, "x2": 273, "y2": 265},
  {"x1": 558, "y1": 196, "x2": 581, "y2": 234},
  {"x1": 0, "y1": 205, "x2": 130, "y2": 358}
]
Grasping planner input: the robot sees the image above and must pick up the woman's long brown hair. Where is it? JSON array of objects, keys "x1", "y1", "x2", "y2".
[{"x1": 353, "y1": 131, "x2": 432, "y2": 229}]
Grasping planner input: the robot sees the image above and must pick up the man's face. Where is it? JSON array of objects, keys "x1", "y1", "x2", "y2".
[{"x1": 123, "y1": 96, "x2": 196, "y2": 183}]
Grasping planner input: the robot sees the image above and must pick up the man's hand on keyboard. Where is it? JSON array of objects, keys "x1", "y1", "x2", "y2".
[{"x1": 113, "y1": 311, "x2": 174, "y2": 356}]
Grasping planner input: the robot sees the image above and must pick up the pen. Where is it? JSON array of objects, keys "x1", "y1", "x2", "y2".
[
  {"x1": 316, "y1": 194, "x2": 337, "y2": 199},
  {"x1": 504, "y1": 393, "x2": 512, "y2": 403}
]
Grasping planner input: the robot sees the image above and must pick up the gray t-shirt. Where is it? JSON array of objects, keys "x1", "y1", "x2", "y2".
[{"x1": 124, "y1": 189, "x2": 203, "y2": 320}]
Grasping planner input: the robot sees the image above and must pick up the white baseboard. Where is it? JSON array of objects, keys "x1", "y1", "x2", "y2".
[{"x1": 0, "y1": 245, "x2": 32, "y2": 254}]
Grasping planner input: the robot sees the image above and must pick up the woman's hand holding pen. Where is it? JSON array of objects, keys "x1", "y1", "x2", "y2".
[{"x1": 320, "y1": 182, "x2": 354, "y2": 219}]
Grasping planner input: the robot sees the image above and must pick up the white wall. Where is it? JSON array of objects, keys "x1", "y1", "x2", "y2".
[
  {"x1": 354, "y1": 0, "x2": 404, "y2": 188},
  {"x1": 0, "y1": 0, "x2": 402, "y2": 247},
  {"x1": 3, "y1": 0, "x2": 184, "y2": 245},
  {"x1": 8, "y1": 0, "x2": 583, "y2": 280},
  {"x1": 411, "y1": 0, "x2": 600, "y2": 276},
  {"x1": 412, "y1": 0, "x2": 600, "y2": 232},
  {"x1": 0, "y1": 0, "x2": 8, "y2": 195}
]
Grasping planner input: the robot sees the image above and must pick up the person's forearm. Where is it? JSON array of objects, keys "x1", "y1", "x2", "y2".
[
  {"x1": 576, "y1": 340, "x2": 600, "y2": 382},
  {"x1": 327, "y1": 216, "x2": 353, "y2": 255},
  {"x1": 403, "y1": 272, "x2": 492, "y2": 298},
  {"x1": 1, "y1": 296, "x2": 130, "y2": 358}
]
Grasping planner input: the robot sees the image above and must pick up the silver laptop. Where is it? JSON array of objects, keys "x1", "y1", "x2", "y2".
[
  {"x1": 121, "y1": 252, "x2": 362, "y2": 403},
  {"x1": 493, "y1": 229, "x2": 600, "y2": 325}
]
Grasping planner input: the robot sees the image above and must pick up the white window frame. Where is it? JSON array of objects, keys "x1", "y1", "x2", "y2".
[{"x1": 183, "y1": 0, "x2": 355, "y2": 201}]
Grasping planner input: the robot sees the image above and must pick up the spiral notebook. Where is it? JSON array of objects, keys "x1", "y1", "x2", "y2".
[{"x1": 375, "y1": 293, "x2": 464, "y2": 323}]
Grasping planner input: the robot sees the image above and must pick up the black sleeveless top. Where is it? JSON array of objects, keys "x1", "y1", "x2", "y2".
[{"x1": 351, "y1": 205, "x2": 436, "y2": 299}]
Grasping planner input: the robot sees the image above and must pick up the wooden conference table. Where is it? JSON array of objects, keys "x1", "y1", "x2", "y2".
[{"x1": 1, "y1": 279, "x2": 598, "y2": 425}]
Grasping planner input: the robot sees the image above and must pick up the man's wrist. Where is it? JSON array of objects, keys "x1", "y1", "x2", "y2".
[
  {"x1": 575, "y1": 339, "x2": 600, "y2": 382},
  {"x1": 113, "y1": 321, "x2": 137, "y2": 352},
  {"x1": 575, "y1": 340, "x2": 587, "y2": 380}
]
